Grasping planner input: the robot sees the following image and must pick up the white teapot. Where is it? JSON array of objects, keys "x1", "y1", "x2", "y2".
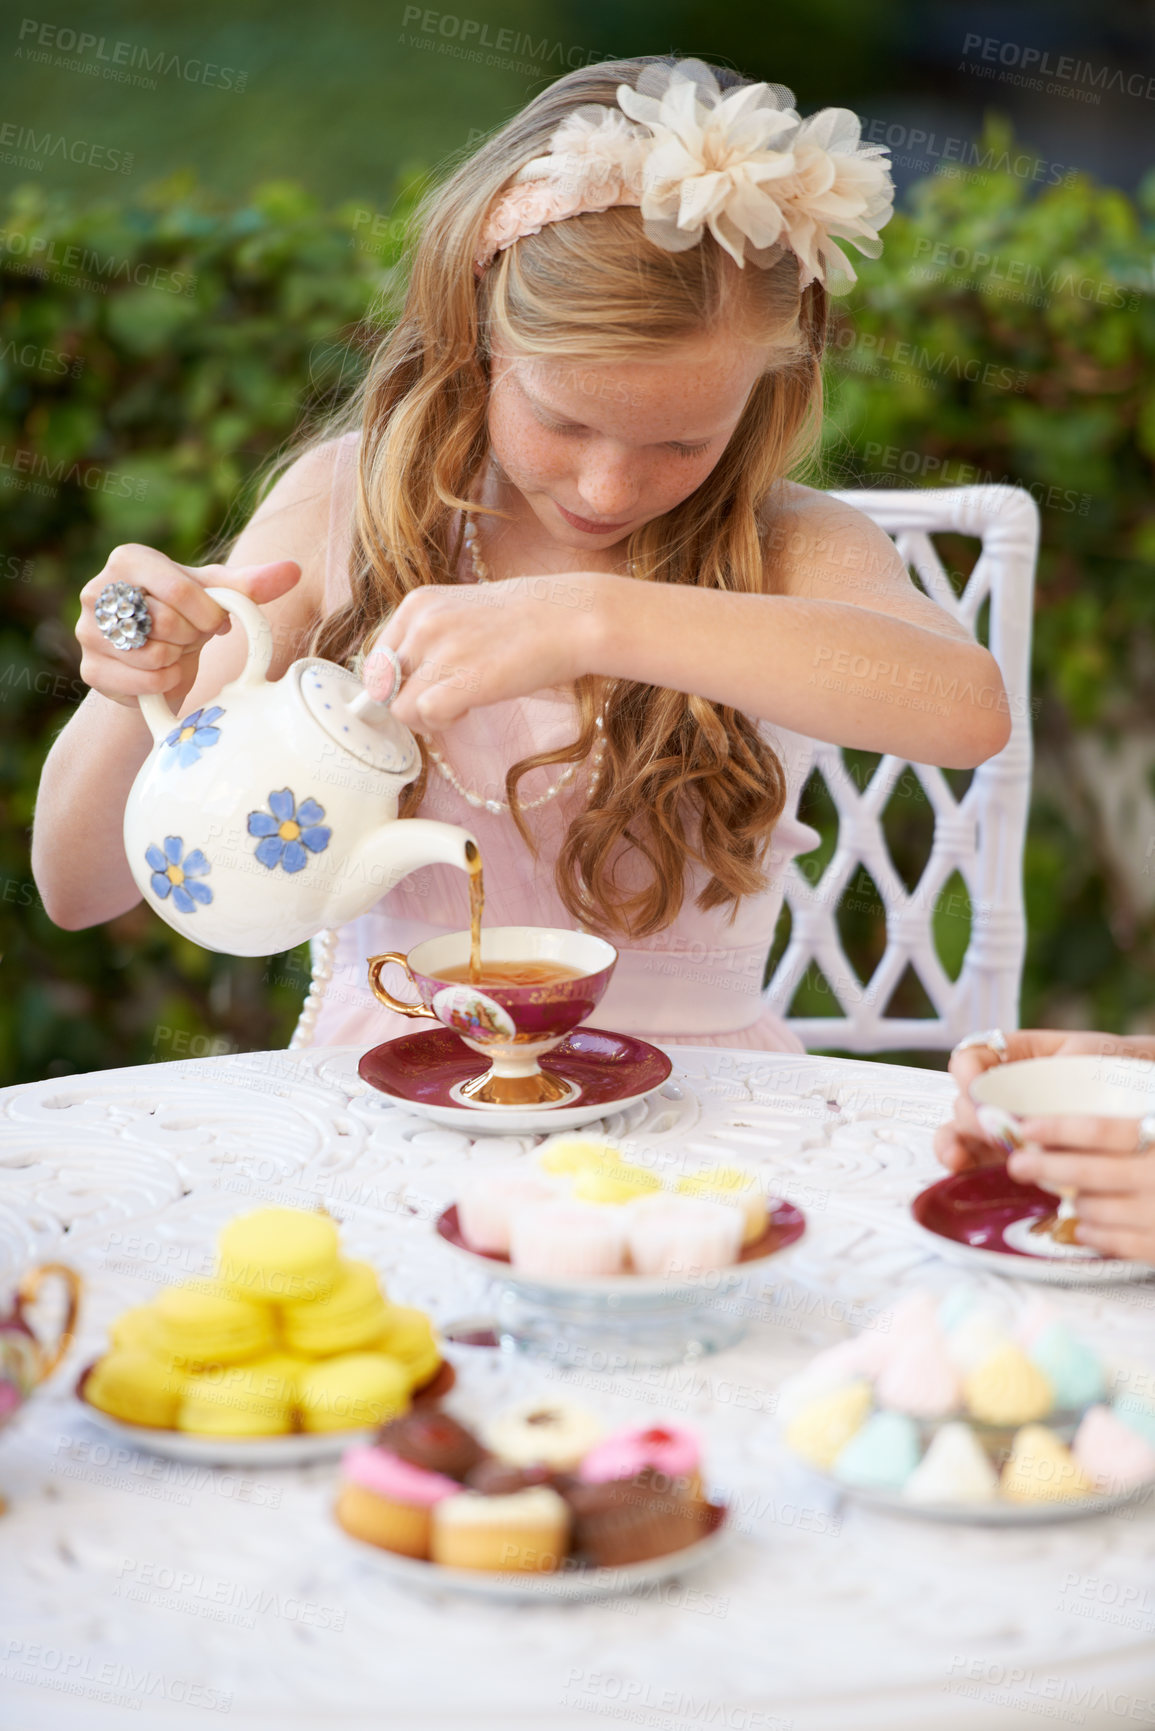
[{"x1": 122, "y1": 588, "x2": 478, "y2": 956}]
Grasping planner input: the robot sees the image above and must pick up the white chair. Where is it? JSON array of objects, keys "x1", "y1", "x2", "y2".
[{"x1": 765, "y1": 484, "x2": 1040, "y2": 1053}]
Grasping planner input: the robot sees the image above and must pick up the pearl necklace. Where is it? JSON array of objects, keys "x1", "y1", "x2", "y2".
[{"x1": 417, "y1": 513, "x2": 617, "y2": 815}]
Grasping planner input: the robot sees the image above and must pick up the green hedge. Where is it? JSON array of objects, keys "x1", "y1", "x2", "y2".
[{"x1": 1, "y1": 125, "x2": 1153, "y2": 1082}]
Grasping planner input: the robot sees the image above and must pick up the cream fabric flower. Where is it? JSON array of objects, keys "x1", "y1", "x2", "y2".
[
  {"x1": 617, "y1": 60, "x2": 800, "y2": 268},
  {"x1": 774, "y1": 107, "x2": 895, "y2": 291},
  {"x1": 473, "y1": 57, "x2": 894, "y2": 291}
]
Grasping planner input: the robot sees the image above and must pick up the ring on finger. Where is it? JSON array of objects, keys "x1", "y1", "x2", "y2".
[
  {"x1": 95, "y1": 581, "x2": 153, "y2": 652},
  {"x1": 952, "y1": 1027, "x2": 1008, "y2": 1063},
  {"x1": 1137, "y1": 1113, "x2": 1155, "y2": 1153},
  {"x1": 363, "y1": 642, "x2": 404, "y2": 708}
]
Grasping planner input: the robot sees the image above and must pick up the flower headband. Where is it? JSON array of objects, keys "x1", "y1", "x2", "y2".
[{"x1": 475, "y1": 58, "x2": 894, "y2": 294}]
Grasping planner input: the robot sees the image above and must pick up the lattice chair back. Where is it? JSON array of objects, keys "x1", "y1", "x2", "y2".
[{"x1": 765, "y1": 485, "x2": 1039, "y2": 1053}]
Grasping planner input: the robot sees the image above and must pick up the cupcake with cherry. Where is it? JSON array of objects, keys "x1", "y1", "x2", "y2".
[
  {"x1": 81, "y1": 1207, "x2": 446, "y2": 1438},
  {"x1": 446, "y1": 1134, "x2": 794, "y2": 1281},
  {"x1": 335, "y1": 1396, "x2": 725, "y2": 1575},
  {"x1": 781, "y1": 1288, "x2": 1155, "y2": 1512}
]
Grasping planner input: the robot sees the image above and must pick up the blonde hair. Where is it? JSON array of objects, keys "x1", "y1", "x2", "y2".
[{"x1": 308, "y1": 55, "x2": 828, "y2": 940}]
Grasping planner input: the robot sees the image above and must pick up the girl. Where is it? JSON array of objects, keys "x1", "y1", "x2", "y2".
[{"x1": 33, "y1": 56, "x2": 1010, "y2": 1058}]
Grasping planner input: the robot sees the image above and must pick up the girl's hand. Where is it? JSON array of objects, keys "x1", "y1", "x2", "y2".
[
  {"x1": 1007, "y1": 1112, "x2": 1155, "y2": 1264},
  {"x1": 363, "y1": 573, "x2": 610, "y2": 731},
  {"x1": 77, "y1": 544, "x2": 303, "y2": 713},
  {"x1": 932, "y1": 1030, "x2": 1147, "y2": 1174}
]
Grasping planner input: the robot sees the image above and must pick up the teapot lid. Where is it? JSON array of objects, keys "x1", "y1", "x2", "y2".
[{"x1": 295, "y1": 659, "x2": 419, "y2": 777}]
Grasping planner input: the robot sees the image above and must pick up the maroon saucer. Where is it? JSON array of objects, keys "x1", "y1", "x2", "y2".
[
  {"x1": 358, "y1": 1025, "x2": 672, "y2": 1111},
  {"x1": 912, "y1": 1164, "x2": 1073, "y2": 1259},
  {"x1": 436, "y1": 1201, "x2": 806, "y2": 1268}
]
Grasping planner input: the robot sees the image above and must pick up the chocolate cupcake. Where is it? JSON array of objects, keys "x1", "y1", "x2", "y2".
[
  {"x1": 465, "y1": 1458, "x2": 568, "y2": 1496},
  {"x1": 564, "y1": 1467, "x2": 715, "y2": 1567},
  {"x1": 374, "y1": 1410, "x2": 486, "y2": 1481}
]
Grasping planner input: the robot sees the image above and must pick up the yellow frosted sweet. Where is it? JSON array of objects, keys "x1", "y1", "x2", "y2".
[
  {"x1": 154, "y1": 1279, "x2": 277, "y2": 1367},
  {"x1": 572, "y1": 1162, "x2": 663, "y2": 1205},
  {"x1": 279, "y1": 1260, "x2": 390, "y2": 1356},
  {"x1": 375, "y1": 1305, "x2": 441, "y2": 1389},
  {"x1": 676, "y1": 1166, "x2": 768, "y2": 1244},
  {"x1": 109, "y1": 1303, "x2": 168, "y2": 1357},
  {"x1": 1001, "y1": 1425, "x2": 1095, "y2": 1503},
  {"x1": 85, "y1": 1349, "x2": 183, "y2": 1429},
  {"x1": 178, "y1": 1353, "x2": 301, "y2": 1437},
  {"x1": 785, "y1": 1380, "x2": 872, "y2": 1469},
  {"x1": 538, "y1": 1135, "x2": 623, "y2": 1176},
  {"x1": 297, "y1": 1352, "x2": 411, "y2": 1433},
  {"x1": 964, "y1": 1344, "x2": 1054, "y2": 1426},
  {"x1": 217, "y1": 1206, "x2": 340, "y2": 1303}
]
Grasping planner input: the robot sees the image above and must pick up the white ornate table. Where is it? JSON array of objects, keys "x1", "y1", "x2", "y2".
[{"x1": 1, "y1": 1044, "x2": 1154, "y2": 1731}]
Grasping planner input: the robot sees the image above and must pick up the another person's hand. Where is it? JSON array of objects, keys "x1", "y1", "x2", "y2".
[
  {"x1": 933, "y1": 1030, "x2": 1149, "y2": 1173},
  {"x1": 77, "y1": 544, "x2": 302, "y2": 713},
  {"x1": 1006, "y1": 1113, "x2": 1155, "y2": 1263}
]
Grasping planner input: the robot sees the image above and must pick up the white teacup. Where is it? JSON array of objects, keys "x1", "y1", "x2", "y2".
[{"x1": 971, "y1": 1054, "x2": 1155, "y2": 1153}]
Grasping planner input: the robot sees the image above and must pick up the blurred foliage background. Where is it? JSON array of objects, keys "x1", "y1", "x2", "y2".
[{"x1": 1, "y1": 0, "x2": 1154, "y2": 1081}]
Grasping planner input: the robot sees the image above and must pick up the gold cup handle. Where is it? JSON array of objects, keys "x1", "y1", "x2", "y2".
[
  {"x1": 17, "y1": 1262, "x2": 82, "y2": 1380},
  {"x1": 367, "y1": 951, "x2": 438, "y2": 1020}
]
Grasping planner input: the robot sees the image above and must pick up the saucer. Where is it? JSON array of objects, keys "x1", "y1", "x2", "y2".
[
  {"x1": 358, "y1": 1026, "x2": 673, "y2": 1134},
  {"x1": 911, "y1": 1166, "x2": 1155, "y2": 1285},
  {"x1": 794, "y1": 1460, "x2": 1154, "y2": 1526},
  {"x1": 337, "y1": 1507, "x2": 730, "y2": 1602}
]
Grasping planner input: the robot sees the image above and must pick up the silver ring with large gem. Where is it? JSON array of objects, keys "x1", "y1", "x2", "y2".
[
  {"x1": 1137, "y1": 1112, "x2": 1155, "y2": 1153},
  {"x1": 364, "y1": 642, "x2": 404, "y2": 708},
  {"x1": 94, "y1": 581, "x2": 153, "y2": 651},
  {"x1": 952, "y1": 1027, "x2": 1009, "y2": 1063}
]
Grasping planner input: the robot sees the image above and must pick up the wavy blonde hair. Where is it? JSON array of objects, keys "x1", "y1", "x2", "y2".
[{"x1": 308, "y1": 55, "x2": 827, "y2": 940}]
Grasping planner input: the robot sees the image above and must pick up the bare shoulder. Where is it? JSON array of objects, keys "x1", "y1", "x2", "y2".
[
  {"x1": 225, "y1": 432, "x2": 359, "y2": 669},
  {"x1": 760, "y1": 480, "x2": 972, "y2": 641},
  {"x1": 760, "y1": 481, "x2": 904, "y2": 599}
]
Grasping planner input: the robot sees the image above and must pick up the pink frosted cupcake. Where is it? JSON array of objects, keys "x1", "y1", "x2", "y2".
[
  {"x1": 1072, "y1": 1404, "x2": 1155, "y2": 1495},
  {"x1": 335, "y1": 1445, "x2": 461, "y2": 1557},
  {"x1": 456, "y1": 1169, "x2": 559, "y2": 1255},
  {"x1": 625, "y1": 1195, "x2": 744, "y2": 1278},
  {"x1": 578, "y1": 1423, "x2": 703, "y2": 1500},
  {"x1": 508, "y1": 1201, "x2": 626, "y2": 1278}
]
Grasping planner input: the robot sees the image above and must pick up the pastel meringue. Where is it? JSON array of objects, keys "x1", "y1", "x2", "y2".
[
  {"x1": 1000, "y1": 1425, "x2": 1094, "y2": 1503},
  {"x1": 903, "y1": 1423, "x2": 999, "y2": 1505},
  {"x1": 875, "y1": 1327, "x2": 962, "y2": 1419},
  {"x1": 1073, "y1": 1404, "x2": 1155, "y2": 1494},
  {"x1": 784, "y1": 1380, "x2": 872, "y2": 1470},
  {"x1": 963, "y1": 1344, "x2": 1054, "y2": 1427},
  {"x1": 1027, "y1": 1323, "x2": 1105, "y2": 1412},
  {"x1": 832, "y1": 1410, "x2": 920, "y2": 1491}
]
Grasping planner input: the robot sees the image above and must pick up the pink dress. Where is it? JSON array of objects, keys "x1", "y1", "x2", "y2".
[{"x1": 304, "y1": 434, "x2": 819, "y2": 1054}]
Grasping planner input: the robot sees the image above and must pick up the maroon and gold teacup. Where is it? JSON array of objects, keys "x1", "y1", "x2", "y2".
[{"x1": 367, "y1": 925, "x2": 617, "y2": 1108}]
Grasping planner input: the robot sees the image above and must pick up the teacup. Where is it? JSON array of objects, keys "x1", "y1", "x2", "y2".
[
  {"x1": 971, "y1": 1054, "x2": 1155, "y2": 1153},
  {"x1": 368, "y1": 925, "x2": 617, "y2": 1108},
  {"x1": 1, "y1": 1263, "x2": 82, "y2": 1509}
]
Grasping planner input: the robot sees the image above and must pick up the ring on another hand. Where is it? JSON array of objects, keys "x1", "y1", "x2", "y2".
[
  {"x1": 364, "y1": 642, "x2": 404, "y2": 708},
  {"x1": 95, "y1": 581, "x2": 153, "y2": 652},
  {"x1": 1137, "y1": 1113, "x2": 1155, "y2": 1153},
  {"x1": 952, "y1": 1027, "x2": 1009, "y2": 1063}
]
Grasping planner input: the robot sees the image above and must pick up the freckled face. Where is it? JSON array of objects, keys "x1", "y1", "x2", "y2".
[{"x1": 485, "y1": 331, "x2": 766, "y2": 551}]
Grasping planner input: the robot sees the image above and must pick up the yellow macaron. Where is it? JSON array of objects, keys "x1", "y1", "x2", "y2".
[
  {"x1": 108, "y1": 1302, "x2": 169, "y2": 1357},
  {"x1": 217, "y1": 1207, "x2": 340, "y2": 1304},
  {"x1": 153, "y1": 1278, "x2": 277, "y2": 1369},
  {"x1": 374, "y1": 1306, "x2": 442, "y2": 1390},
  {"x1": 296, "y1": 1352, "x2": 411, "y2": 1433},
  {"x1": 537, "y1": 1135, "x2": 623, "y2": 1176},
  {"x1": 178, "y1": 1354, "x2": 301, "y2": 1437},
  {"x1": 280, "y1": 1261, "x2": 391, "y2": 1357},
  {"x1": 85, "y1": 1349, "x2": 184, "y2": 1429}
]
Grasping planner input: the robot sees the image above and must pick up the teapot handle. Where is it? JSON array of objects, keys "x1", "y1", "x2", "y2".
[
  {"x1": 16, "y1": 1262, "x2": 82, "y2": 1380},
  {"x1": 137, "y1": 585, "x2": 276, "y2": 744}
]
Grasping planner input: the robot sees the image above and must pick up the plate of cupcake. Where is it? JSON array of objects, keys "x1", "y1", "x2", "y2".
[
  {"x1": 77, "y1": 1207, "x2": 452, "y2": 1466},
  {"x1": 435, "y1": 1134, "x2": 806, "y2": 1299},
  {"x1": 334, "y1": 1396, "x2": 729, "y2": 1601},
  {"x1": 781, "y1": 1288, "x2": 1155, "y2": 1524}
]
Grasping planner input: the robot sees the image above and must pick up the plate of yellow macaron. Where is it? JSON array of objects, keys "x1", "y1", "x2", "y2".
[{"x1": 77, "y1": 1207, "x2": 452, "y2": 1465}]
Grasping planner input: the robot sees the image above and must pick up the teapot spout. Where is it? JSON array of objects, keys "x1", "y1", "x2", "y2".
[{"x1": 354, "y1": 819, "x2": 479, "y2": 901}]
